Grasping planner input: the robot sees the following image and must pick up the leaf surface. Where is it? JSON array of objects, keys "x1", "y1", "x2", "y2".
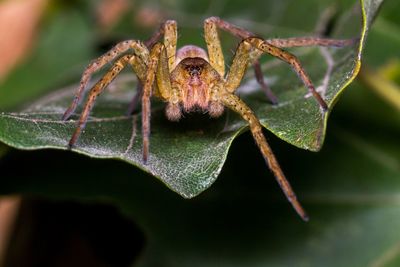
[{"x1": 0, "y1": 0, "x2": 382, "y2": 197}]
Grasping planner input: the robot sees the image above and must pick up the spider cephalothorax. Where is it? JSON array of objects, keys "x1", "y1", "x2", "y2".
[
  {"x1": 170, "y1": 46, "x2": 224, "y2": 118},
  {"x1": 62, "y1": 17, "x2": 355, "y2": 221}
]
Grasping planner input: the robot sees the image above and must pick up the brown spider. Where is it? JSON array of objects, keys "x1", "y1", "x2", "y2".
[{"x1": 62, "y1": 17, "x2": 355, "y2": 221}]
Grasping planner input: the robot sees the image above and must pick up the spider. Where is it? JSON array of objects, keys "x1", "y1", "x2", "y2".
[{"x1": 62, "y1": 17, "x2": 355, "y2": 221}]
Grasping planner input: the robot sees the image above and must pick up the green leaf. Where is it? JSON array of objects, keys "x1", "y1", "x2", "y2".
[
  {"x1": 0, "y1": 0, "x2": 382, "y2": 198},
  {"x1": 1, "y1": 84, "x2": 399, "y2": 267}
]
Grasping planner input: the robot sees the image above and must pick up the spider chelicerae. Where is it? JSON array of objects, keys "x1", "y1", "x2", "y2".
[{"x1": 62, "y1": 17, "x2": 355, "y2": 221}]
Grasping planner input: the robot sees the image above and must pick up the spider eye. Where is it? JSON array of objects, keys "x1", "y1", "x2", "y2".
[{"x1": 186, "y1": 65, "x2": 202, "y2": 76}]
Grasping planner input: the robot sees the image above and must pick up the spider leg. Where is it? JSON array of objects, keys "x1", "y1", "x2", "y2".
[
  {"x1": 145, "y1": 20, "x2": 177, "y2": 71},
  {"x1": 204, "y1": 18, "x2": 227, "y2": 77},
  {"x1": 205, "y1": 16, "x2": 254, "y2": 40},
  {"x1": 67, "y1": 55, "x2": 135, "y2": 148},
  {"x1": 225, "y1": 38, "x2": 328, "y2": 110},
  {"x1": 141, "y1": 42, "x2": 173, "y2": 163},
  {"x1": 126, "y1": 53, "x2": 148, "y2": 115},
  {"x1": 247, "y1": 37, "x2": 328, "y2": 110},
  {"x1": 224, "y1": 40, "x2": 252, "y2": 93},
  {"x1": 255, "y1": 37, "x2": 356, "y2": 105},
  {"x1": 62, "y1": 40, "x2": 149, "y2": 121},
  {"x1": 204, "y1": 17, "x2": 356, "y2": 49},
  {"x1": 127, "y1": 83, "x2": 143, "y2": 115},
  {"x1": 253, "y1": 60, "x2": 278, "y2": 104},
  {"x1": 205, "y1": 17, "x2": 356, "y2": 110},
  {"x1": 127, "y1": 20, "x2": 177, "y2": 115},
  {"x1": 265, "y1": 37, "x2": 357, "y2": 48},
  {"x1": 127, "y1": 19, "x2": 179, "y2": 116},
  {"x1": 205, "y1": 17, "x2": 278, "y2": 103},
  {"x1": 220, "y1": 92, "x2": 309, "y2": 221}
]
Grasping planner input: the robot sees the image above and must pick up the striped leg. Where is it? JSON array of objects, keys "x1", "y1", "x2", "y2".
[
  {"x1": 68, "y1": 55, "x2": 138, "y2": 148},
  {"x1": 62, "y1": 40, "x2": 149, "y2": 120}
]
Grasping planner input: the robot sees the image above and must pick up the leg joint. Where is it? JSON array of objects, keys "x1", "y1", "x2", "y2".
[{"x1": 204, "y1": 16, "x2": 220, "y2": 25}]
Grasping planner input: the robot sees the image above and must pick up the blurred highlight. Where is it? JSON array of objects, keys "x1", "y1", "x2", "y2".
[
  {"x1": 96, "y1": 0, "x2": 130, "y2": 32},
  {"x1": 360, "y1": 62, "x2": 400, "y2": 112},
  {"x1": 0, "y1": 0, "x2": 48, "y2": 81}
]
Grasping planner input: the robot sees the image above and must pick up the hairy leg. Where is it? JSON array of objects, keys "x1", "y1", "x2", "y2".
[
  {"x1": 62, "y1": 40, "x2": 149, "y2": 121},
  {"x1": 205, "y1": 18, "x2": 280, "y2": 103},
  {"x1": 126, "y1": 53, "x2": 148, "y2": 115},
  {"x1": 224, "y1": 40, "x2": 252, "y2": 93},
  {"x1": 204, "y1": 17, "x2": 355, "y2": 47},
  {"x1": 204, "y1": 17, "x2": 226, "y2": 77},
  {"x1": 127, "y1": 83, "x2": 143, "y2": 115},
  {"x1": 204, "y1": 17, "x2": 356, "y2": 110},
  {"x1": 225, "y1": 37, "x2": 328, "y2": 110},
  {"x1": 67, "y1": 55, "x2": 134, "y2": 148},
  {"x1": 205, "y1": 16, "x2": 254, "y2": 40},
  {"x1": 141, "y1": 42, "x2": 173, "y2": 163},
  {"x1": 128, "y1": 37, "x2": 175, "y2": 113},
  {"x1": 253, "y1": 60, "x2": 278, "y2": 104},
  {"x1": 246, "y1": 37, "x2": 328, "y2": 110},
  {"x1": 205, "y1": 17, "x2": 278, "y2": 103},
  {"x1": 221, "y1": 92, "x2": 308, "y2": 221},
  {"x1": 145, "y1": 20, "x2": 177, "y2": 71},
  {"x1": 126, "y1": 20, "x2": 177, "y2": 115},
  {"x1": 265, "y1": 37, "x2": 357, "y2": 48}
]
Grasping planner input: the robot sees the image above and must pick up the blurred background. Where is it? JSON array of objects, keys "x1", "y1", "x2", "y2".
[{"x1": 0, "y1": 0, "x2": 399, "y2": 266}]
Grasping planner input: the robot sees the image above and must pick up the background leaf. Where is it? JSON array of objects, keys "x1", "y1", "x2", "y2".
[
  {"x1": 1, "y1": 81, "x2": 399, "y2": 267},
  {"x1": 0, "y1": 5, "x2": 94, "y2": 110},
  {"x1": 0, "y1": 0, "x2": 378, "y2": 198}
]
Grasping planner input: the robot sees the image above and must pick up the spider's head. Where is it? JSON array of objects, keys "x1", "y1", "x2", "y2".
[
  {"x1": 180, "y1": 57, "x2": 207, "y2": 80},
  {"x1": 172, "y1": 45, "x2": 220, "y2": 89},
  {"x1": 170, "y1": 46, "x2": 223, "y2": 117}
]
